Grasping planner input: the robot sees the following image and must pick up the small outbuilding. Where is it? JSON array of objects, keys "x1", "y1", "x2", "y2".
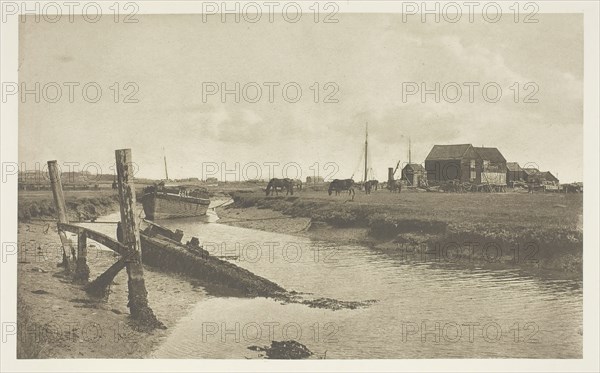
[
  {"x1": 401, "y1": 163, "x2": 426, "y2": 187},
  {"x1": 306, "y1": 176, "x2": 324, "y2": 184},
  {"x1": 506, "y1": 162, "x2": 525, "y2": 183}
]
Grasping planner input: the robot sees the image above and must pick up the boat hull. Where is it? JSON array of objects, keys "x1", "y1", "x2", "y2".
[{"x1": 141, "y1": 193, "x2": 210, "y2": 220}]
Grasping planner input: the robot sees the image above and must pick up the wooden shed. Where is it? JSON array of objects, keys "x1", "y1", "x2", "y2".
[
  {"x1": 401, "y1": 163, "x2": 426, "y2": 187},
  {"x1": 506, "y1": 162, "x2": 525, "y2": 183},
  {"x1": 473, "y1": 147, "x2": 507, "y2": 185},
  {"x1": 523, "y1": 168, "x2": 559, "y2": 184}
]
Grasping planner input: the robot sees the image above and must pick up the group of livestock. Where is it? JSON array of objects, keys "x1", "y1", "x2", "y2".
[{"x1": 266, "y1": 178, "x2": 399, "y2": 200}]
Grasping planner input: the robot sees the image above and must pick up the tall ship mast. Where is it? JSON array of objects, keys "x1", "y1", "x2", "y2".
[
  {"x1": 163, "y1": 147, "x2": 169, "y2": 181},
  {"x1": 364, "y1": 122, "x2": 368, "y2": 183}
]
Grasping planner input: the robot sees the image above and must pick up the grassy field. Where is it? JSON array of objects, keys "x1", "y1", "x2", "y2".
[
  {"x1": 232, "y1": 188, "x2": 582, "y2": 229},
  {"x1": 228, "y1": 189, "x2": 583, "y2": 274},
  {"x1": 18, "y1": 189, "x2": 120, "y2": 222}
]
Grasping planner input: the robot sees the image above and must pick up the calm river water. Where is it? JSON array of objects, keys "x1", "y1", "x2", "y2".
[{"x1": 141, "y1": 211, "x2": 583, "y2": 359}]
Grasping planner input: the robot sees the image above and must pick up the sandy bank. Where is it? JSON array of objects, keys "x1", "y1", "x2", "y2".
[{"x1": 17, "y1": 221, "x2": 205, "y2": 358}]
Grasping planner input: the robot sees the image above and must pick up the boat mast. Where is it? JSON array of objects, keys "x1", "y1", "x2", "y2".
[
  {"x1": 364, "y1": 122, "x2": 368, "y2": 183},
  {"x1": 163, "y1": 147, "x2": 169, "y2": 181},
  {"x1": 408, "y1": 137, "x2": 412, "y2": 165}
]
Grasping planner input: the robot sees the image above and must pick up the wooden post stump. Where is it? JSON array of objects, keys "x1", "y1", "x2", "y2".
[
  {"x1": 115, "y1": 149, "x2": 164, "y2": 329},
  {"x1": 73, "y1": 231, "x2": 90, "y2": 284},
  {"x1": 48, "y1": 160, "x2": 76, "y2": 272}
]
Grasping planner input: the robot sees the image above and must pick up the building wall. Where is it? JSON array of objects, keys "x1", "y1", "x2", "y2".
[
  {"x1": 426, "y1": 160, "x2": 466, "y2": 183},
  {"x1": 402, "y1": 169, "x2": 424, "y2": 186},
  {"x1": 482, "y1": 172, "x2": 506, "y2": 185},
  {"x1": 507, "y1": 170, "x2": 524, "y2": 182}
]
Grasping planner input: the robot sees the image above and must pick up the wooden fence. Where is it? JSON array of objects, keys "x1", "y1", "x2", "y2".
[{"x1": 48, "y1": 149, "x2": 164, "y2": 329}]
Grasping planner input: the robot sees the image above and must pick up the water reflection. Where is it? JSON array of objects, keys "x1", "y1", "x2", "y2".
[{"x1": 147, "y1": 217, "x2": 582, "y2": 359}]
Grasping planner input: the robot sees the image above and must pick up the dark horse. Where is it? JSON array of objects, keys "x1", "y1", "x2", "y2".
[
  {"x1": 364, "y1": 180, "x2": 379, "y2": 194},
  {"x1": 266, "y1": 178, "x2": 294, "y2": 196},
  {"x1": 387, "y1": 180, "x2": 401, "y2": 193},
  {"x1": 328, "y1": 179, "x2": 355, "y2": 200}
]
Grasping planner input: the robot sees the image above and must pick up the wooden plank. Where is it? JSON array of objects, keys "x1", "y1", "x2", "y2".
[
  {"x1": 57, "y1": 222, "x2": 130, "y2": 255},
  {"x1": 47, "y1": 160, "x2": 75, "y2": 271},
  {"x1": 86, "y1": 229, "x2": 130, "y2": 255},
  {"x1": 56, "y1": 222, "x2": 84, "y2": 234},
  {"x1": 115, "y1": 149, "x2": 163, "y2": 328}
]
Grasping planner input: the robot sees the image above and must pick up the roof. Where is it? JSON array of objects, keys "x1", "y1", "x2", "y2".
[
  {"x1": 522, "y1": 167, "x2": 540, "y2": 175},
  {"x1": 425, "y1": 144, "x2": 473, "y2": 161},
  {"x1": 473, "y1": 147, "x2": 506, "y2": 163},
  {"x1": 542, "y1": 171, "x2": 559, "y2": 181},
  {"x1": 506, "y1": 162, "x2": 521, "y2": 172},
  {"x1": 403, "y1": 163, "x2": 425, "y2": 172}
]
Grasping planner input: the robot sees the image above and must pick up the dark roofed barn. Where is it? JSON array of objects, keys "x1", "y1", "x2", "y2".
[
  {"x1": 425, "y1": 144, "x2": 507, "y2": 185},
  {"x1": 425, "y1": 144, "x2": 480, "y2": 184}
]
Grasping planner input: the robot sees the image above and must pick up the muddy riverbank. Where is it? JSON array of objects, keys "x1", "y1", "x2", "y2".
[
  {"x1": 16, "y1": 206, "x2": 374, "y2": 358},
  {"x1": 217, "y1": 191, "x2": 583, "y2": 277},
  {"x1": 17, "y1": 221, "x2": 206, "y2": 358}
]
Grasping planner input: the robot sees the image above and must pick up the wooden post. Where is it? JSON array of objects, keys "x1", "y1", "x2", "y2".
[
  {"x1": 73, "y1": 231, "x2": 90, "y2": 284},
  {"x1": 115, "y1": 149, "x2": 163, "y2": 328},
  {"x1": 47, "y1": 160, "x2": 75, "y2": 272}
]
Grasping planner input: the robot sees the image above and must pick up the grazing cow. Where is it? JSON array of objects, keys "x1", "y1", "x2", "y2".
[
  {"x1": 266, "y1": 178, "x2": 294, "y2": 196},
  {"x1": 328, "y1": 179, "x2": 355, "y2": 200}
]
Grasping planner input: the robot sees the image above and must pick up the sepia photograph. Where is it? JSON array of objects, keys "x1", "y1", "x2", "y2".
[{"x1": 1, "y1": 1, "x2": 599, "y2": 372}]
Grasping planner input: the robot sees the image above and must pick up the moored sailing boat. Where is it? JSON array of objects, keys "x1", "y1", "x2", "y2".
[{"x1": 139, "y1": 151, "x2": 210, "y2": 220}]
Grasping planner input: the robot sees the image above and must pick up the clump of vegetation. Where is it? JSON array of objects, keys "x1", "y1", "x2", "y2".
[
  {"x1": 301, "y1": 297, "x2": 378, "y2": 310},
  {"x1": 248, "y1": 340, "x2": 313, "y2": 359}
]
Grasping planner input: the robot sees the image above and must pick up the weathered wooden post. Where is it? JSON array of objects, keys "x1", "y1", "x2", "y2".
[
  {"x1": 48, "y1": 160, "x2": 75, "y2": 272},
  {"x1": 115, "y1": 149, "x2": 163, "y2": 328},
  {"x1": 73, "y1": 229, "x2": 90, "y2": 284}
]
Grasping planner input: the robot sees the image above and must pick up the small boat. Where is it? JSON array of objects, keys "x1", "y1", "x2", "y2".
[
  {"x1": 139, "y1": 150, "x2": 210, "y2": 220},
  {"x1": 140, "y1": 183, "x2": 211, "y2": 220}
]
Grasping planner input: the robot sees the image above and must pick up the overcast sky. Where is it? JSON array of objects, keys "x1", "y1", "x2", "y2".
[{"x1": 19, "y1": 13, "x2": 583, "y2": 182}]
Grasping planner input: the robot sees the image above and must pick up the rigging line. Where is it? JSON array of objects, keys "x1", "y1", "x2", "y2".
[{"x1": 351, "y1": 149, "x2": 364, "y2": 179}]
